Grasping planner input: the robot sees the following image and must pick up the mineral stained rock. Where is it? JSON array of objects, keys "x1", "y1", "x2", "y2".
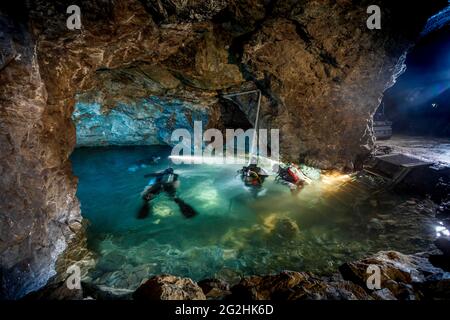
[
  {"x1": 198, "y1": 278, "x2": 232, "y2": 300},
  {"x1": 225, "y1": 251, "x2": 450, "y2": 301},
  {"x1": 21, "y1": 281, "x2": 84, "y2": 301},
  {"x1": 0, "y1": 0, "x2": 447, "y2": 298},
  {"x1": 230, "y1": 270, "x2": 370, "y2": 300},
  {"x1": 24, "y1": 250, "x2": 450, "y2": 300},
  {"x1": 133, "y1": 274, "x2": 206, "y2": 300},
  {"x1": 239, "y1": 1, "x2": 447, "y2": 169},
  {"x1": 72, "y1": 97, "x2": 210, "y2": 146},
  {"x1": 339, "y1": 251, "x2": 445, "y2": 300}
]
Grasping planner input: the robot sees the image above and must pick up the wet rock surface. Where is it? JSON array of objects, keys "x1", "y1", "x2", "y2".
[
  {"x1": 339, "y1": 251, "x2": 444, "y2": 300},
  {"x1": 22, "y1": 281, "x2": 84, "y2": 301},
  {"x1": 72, "y1": 97, "x2": 211, "y2": 147},
  {"x1": 20, "y1": 249, "x2": 450, "y2": 300},
  {"x1": 218, "y1": 251, "x2": 450, "y2": 301},
  {"x1": 198, "y1": 278, "x2": 231, "y2": 300},
  {"x1": 133, "y1": 274, "x2": 206, "y2": 300},
  {"x1": 1, "y1": 0, "x2": 448, "y2": 298},
  {"x1": 229, "y1": 270, "x2": 370, "y2": 300}
]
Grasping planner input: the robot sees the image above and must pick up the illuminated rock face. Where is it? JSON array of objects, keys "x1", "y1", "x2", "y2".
[
  {"x1": 0, "y1": 0, "x2": 447, "y2": 298},
  {"x1": 73, "y1": 97, "x2": 209, "y2": 147}
]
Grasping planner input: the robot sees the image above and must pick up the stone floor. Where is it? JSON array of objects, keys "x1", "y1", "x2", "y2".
[{"x1": 376, "y1": 135, "x2": 450, "y2": 168}]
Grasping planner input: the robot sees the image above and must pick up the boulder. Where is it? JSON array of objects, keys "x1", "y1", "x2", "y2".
[
  {"x1": 273, "y1": 217, "x2": 300, "y2": 240},
  {"x1": 339, "y1": 251, "x2": 443, "y2": 299},
  {"x1": 284, "y1": 278, "x2": 370, "y2": 300},
  {"x1": 230, "y1": 271, "x2": 369, "y2": 300},
  {"x1": 371, "y1": 288, "x2": 397, "y2": 300},
  {"x1": 198, "y1": 278, "x2": 231, "y2": 300},
  {"x1": 133, "y1": 275, "x2": 206, "y2": 300},
  {"x1": 22, "y1": 281, "x2": 83, "y2": 301}
]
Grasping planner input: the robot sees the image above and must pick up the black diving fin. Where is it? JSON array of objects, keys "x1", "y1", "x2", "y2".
[
  {"x1": 137, "y1": 200, "x2": 151, "y2": 219},
  {"x1": 174, "y1": 198, "x2": 197, "y2": 218}
]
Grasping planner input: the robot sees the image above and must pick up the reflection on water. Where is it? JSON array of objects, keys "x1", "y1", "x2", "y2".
[{"x1": 71, "y1": 146, "x2": 438, "y2": 290}]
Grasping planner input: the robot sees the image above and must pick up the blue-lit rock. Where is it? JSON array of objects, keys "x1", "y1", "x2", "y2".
[
  {"x1": 72, "y1": 96, "x2": 210, "y2": 147},
  {"x1": 421, "y1": 5, "x2": 450, "y2": 36}
]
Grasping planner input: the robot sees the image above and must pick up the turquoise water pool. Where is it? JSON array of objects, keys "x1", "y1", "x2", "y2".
[{"x1": 71, "y1": 146, "x2": 438, "y2": 290}]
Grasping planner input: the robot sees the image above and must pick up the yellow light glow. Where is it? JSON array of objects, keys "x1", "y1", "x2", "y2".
[
  {"x1": 321, "y1": 171, "x2": 352, "y2": 186},
  {"x1": 263, "y1": 213, "x2": 279, "y2": 232}
]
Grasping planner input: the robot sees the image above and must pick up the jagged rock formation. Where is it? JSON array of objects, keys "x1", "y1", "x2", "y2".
[
  {"x1": 133, "y1": 274, "x2": 207, "y2": 300},
  {"x1": 228, "y1": 251, "x2": 450, "y2": 300},
  {"x1": 0, "y1": 0, "x2": 448, "y2": 298},
  {"x1": 25, "y1": 250, "x2": 450, "y2": 300},
  {"x1": 72, "y1": 98, "x2": 211, "y2": 146}
]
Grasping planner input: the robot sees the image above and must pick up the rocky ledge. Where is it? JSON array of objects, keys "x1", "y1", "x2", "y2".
[{"x1": 25, "y1": 243, "x2": 450, "y2": 300}]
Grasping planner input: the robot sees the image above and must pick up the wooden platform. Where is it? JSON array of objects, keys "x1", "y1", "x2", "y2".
[
  {"x1": 375, "y1": 154, "x2": 432, "y2": 168},
  {"x1": 364, "y1": 153, "x2": 433, "y2": 188}
]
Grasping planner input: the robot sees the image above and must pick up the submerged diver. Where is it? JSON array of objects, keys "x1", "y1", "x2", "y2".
[
  {"x1": 274, "y1": 163, "x2": 307, "y2": 194},
  {"x1": 128, "y1": 156, "x2": 161, "y2": 172},
  {"x1": 137, "y1": 167, "x2": 198, "y2": 219},
  {"x1": 238, "y1": 163, "x2": 269, "y2": 197},
  {"x1": 138, "y1": 156, "x2": 161, "y2": 166}
]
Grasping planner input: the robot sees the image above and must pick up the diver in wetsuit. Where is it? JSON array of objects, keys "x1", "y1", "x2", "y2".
[
  {"x1": 274, "y1": 163, "x2": 307, "y2": 194},
  {"x1": 128, "y1": 156, "x2": 161, "y2": 172},
  {"x1": 238, "y1": 163, "x2": 269, "y2": 197},
  {"x1": 137, "y1": 167, "x2": 197, "y2": 219},
  {"x1": 138, "y1": 156, "x2": 161, "y2": 166}
]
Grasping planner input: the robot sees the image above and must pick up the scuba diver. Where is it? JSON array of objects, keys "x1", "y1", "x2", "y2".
[
  {"x1": 139, "y1": 156, "x2": 161, "y2": 166},
  {"x1": 128, "y1": 156, "x2": 161, "y2": 172},
  {"x1": 137, "y1": 167, "x2": 198, "y2": 219},
  {"x1": 274, "y1": 163, "x2": 307, "y2": 194},
  {"x1": 238, "y1": 163, "x2": 269, "y2": 197}
]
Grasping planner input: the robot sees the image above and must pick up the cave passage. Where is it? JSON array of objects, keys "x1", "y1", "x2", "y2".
[
  {"x1": 374, "y1": 25, "x2": 450, "y2": 166},
  {"x1": 382, "y1": 27, "x2": 450, "y2": 138},
  {"x1": 71, "y1": 145, "x2": 443, "y2": 290}
]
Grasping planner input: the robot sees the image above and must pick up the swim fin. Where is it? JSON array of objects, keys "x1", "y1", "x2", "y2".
[
  {"x1": 174, "y1": 198, "x2": 197, "y2": 218},
  {"x1": 137, "y1": 200, "x2": 151, "y2": 219}
]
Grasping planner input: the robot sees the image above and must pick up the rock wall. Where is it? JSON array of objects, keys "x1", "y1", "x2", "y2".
[
  {"x1": 73, "y1": 97, "x2": 210, "y2": 146},
  {"x1": 0, "y1": 0, "x2": 214, "y2": 299},
  {"x1": 0, "y1": 0, "x2": 447, "y2": 298},
  {"x1": 0, "y1": 6, "x2": 83, "y2": 299},
  {"x1": 237, "y1": 0, "x2": 448, "y2": 169}
]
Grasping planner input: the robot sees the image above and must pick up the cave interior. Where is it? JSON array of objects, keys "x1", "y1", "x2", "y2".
[{"x1": 1, "y1": 0, "x2": 450, "y2": 301}]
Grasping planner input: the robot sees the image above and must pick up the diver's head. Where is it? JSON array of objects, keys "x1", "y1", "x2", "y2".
[{"x1": 165, "y1": 167, "x2": 174, "y2": 174}]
